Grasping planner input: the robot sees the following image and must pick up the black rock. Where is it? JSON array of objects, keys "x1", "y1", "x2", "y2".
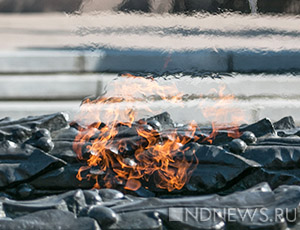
[
  {"x1": 0, "y1": 112, "x2": 69, "y2": 132},
  {"x1": 50, "y1": 140, "x2": 80, "y2": 163},
  {"x1": 158, "y1": 207, "x2": 225, "y2": 230},
  {"x1": 30, "y1": 164, "x2": 95, "y2": 190},
  {"x1": 2, "y1": 196, "x2": 69, "y2": 218},
  {"x1": 108, "y1": 211, "x2": 162, "y2": 230},
  {"x1": 146, "y1": 112, "x2": 174, "y2": 130},
  {"x1": 240, "y1": 131, "x2": 257, "y2": 145},
  {"x1": 240, "y1": 118, "x2": 276, "y2": 138},
  {"x1": 274, "y1": 116, "x2": 296, "y2": 130},
  {"x1": 83, "y1": 190, "x2": 102, "y2": 206},
  {"x1": 0, "y1": 210, "x2": 99, "y2": 230},
  {"x1": 56, "y1": 189, "x2": 87, "y2": 215},
  {"x1": 147, "y1": 120, "x2": 162, "y2": 131},
  {"x1": 88, "y1": 205, "x2": 118, "y2": 228},
  {"x1": 228, "y1": 138, "x2": 247, "y2": 154},
  {"x1": 243, "y1": 146, "x2": 300, "y2": 169},
  {"x1": 257, "y1": 136, "x2": 300, "y2": 147},
  {"x1": 98, "y1": 189, "x2": 124, "y2": 202},
  {"x1": 0, "y1": 125, "x2": 32, "y2": 143},
  {"x1": 223, "y1": 168, "x2": 300, "y2": 194},
  {"x1": 32, "y1": 129, "x2": 51, "y2": 139},
  {"x1": 184, "y1": 144, "x2": 259, "y2": 194},
  {"x1": 32, "y1": 137, "x2": 54, "y2": 152},
  {"x1": 51, "y1": 127, "x2": 79, "y2": 141},
  {"x1": 0, "y1": 143, "x2": 66, "y2": 188},
  {"x1": 3, "y1": 189, "x2": 88, "y2": 218},
  {"x1": 16, "y1": 184, "x2": 34, "y2": 199}
]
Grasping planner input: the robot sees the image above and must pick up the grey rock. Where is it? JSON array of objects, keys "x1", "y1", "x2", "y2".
[
  {"x1": 88, "y1": 205, "x2": 118, "y2": 228},
  {"x1": 3, "y1": 189, "x2": 87, "y2": 218},
  {"x1": 146, "y1": 112, "x2": 174, "y2": 130},
  {"x1": 0, "y1": 143, "x2": 66, "y2": 188},
  {"x1": 0, "y1": 125, "x2": 32, "y2": 143},
  {"x1": 56, "y1": 189, "x2": 87, "y2": 215},
  {"x1": 274, "y1": 116, "x2": 296, "y2": 130},
  {"x1": 2, "y1": 196, "x2": 69, "y2": 218},
  {"x1": 16, "y1": 184, "x2": 34, "y2": 199},
  {"x1": 185, "y1": 144, "x2": 259, "y2": 194},
  {"x1": 243, "y1": 146, "x2": 300, "y2": 169},
  {"x1": 240, "y1": 118, "x2": 276, "y2": 138},
  {"x1": 32, "y1": 129, "x2": 51, "y2": 139},
  {"x1": 0, "y1": 112, "x2": 69, "y2": 132},
  {"x1": 228, "y1": 138, "x2": 247, "y2": 154},
  {"x1": 33, "y1": 137, "x2": 54, "y2": 152},
  {"x1": 30, "y1": 164, "x2": 95, "y2": 190},
  {"x1": 51, "y1": 127, "x2": 79, "y2": 141},
  {"x1": 84, "y1": 190, "x2": 102, "y2": 206},
  {"x1": 50, "y1": 140, "x2": 79, "y2": 163},
  {"x1": 257, "y1": 136, "x2": 300, "y2": 147},
  {"x1": 223, "y1": 168, "x2": 300, "y2": 194},
  {"x1": 240, "y1": 131, "x2": 257, "y2": 145},
  {"x1": 108, "y1": 211, "x2": 162, "y2": 230},
  {"x1": 0, "y1": 209, "x2": 100, "y2": 230},
  {"x1": 98, "y1": 189, "x2": 124, "y2": 202},
  {"x1": 147, "y1": 120, "x2": 162, "y2": 132}
]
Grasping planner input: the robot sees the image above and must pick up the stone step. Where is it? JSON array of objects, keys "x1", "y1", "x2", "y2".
[
  {"x1": 1, "y1": 49, "x2": 299, "y2": 74},
  {"x1": 0, "y1": 74, "x2": 299, "y2": 100}
]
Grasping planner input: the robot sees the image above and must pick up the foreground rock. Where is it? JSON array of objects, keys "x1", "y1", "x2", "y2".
[
  {"x1": 0, "y1": 112, "x2": 299, "y2": 230},
  {"x1": 0, "y1": 183, "x2": 299, "y2": 230}
]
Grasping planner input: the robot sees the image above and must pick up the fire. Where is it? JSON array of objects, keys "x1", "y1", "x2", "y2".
[
  {"x1": 73, "y1": 75, "x2": 245, "y2": 192},
  {"x1": 200, "y1": 85, "x2": 244, "y2": 143}
]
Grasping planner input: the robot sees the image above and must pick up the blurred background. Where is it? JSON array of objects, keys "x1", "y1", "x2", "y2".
[
  {"x1": 0, "y1": 0, "x2": 299, "y2": 125},
  {"x1": 0, "y1": 0, "x2": 299, "y2": 14}
]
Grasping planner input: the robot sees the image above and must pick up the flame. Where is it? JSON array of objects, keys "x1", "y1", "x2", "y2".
[
  {"x1": 73, "y1": 76, "x2": 245, "y2": 192},
  {"x1": 200, "y1": 85, "x2": 244, "y2": 143}
]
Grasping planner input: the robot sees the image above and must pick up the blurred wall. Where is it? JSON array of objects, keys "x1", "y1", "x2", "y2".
[
  {"x1": 0, "y1": 0, "x2": 299, "y2": 14},
  {"x1": 0, "y1": 0, "x2": 82, "y2": 12}
]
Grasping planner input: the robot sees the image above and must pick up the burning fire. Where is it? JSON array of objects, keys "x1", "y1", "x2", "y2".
[{"x1": 73, "y1": 75, "x2": 244, "y2": 192}]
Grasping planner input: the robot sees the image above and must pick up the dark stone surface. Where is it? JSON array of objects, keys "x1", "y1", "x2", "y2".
[
  {"x1": 108, "y1": 211, "x2": 162, "y2": 230},
  {"x1": 257, "y1": 136, "x2": 300, "y2": 147},
  {"x1": 0, "y1": 142, "x2": 66, "y2": 188},
  {"x1": 98, "y1": 189, "x2": 124, "y2": 202},
  {"x1": 30, "y1": 164, "x2": 95, "y2": 190},
  {"x1": 0, "y1": 210, "x2": 99, "y2": 230},
  {"x1": 146, "y1": 112, "x2": 174, "y2": 130},
  {"x1": 274, "y1": 116, "x2": 296, "y2": 130},
  {"x1": 2, "y1": 195, "x2": 69, "y2": 218},
  {"x1": 16, "y1": 184, "x2": 34, "y2": 199},
  {"x1": 83, "y1": 190, "x2": 102, "y2": 205},
  {"x1": 228, "y1": 138, "x2": 247, "y2": 154},
  {"x1": 184, "y1": 144, "x2": 259, "y2": 194},
  {"x1": 1, "y1": 112, "x2": 300, "y2": 229},
  {"x1": 88, "y1": 205, "x2": 118, "y2": 228},
  {"x1": 240, "y1": 118, "x2": 276, "y2": 138},
  {"x1": 243, "y1": 145, "x2": 300, "y2": 169},
  {"x1": 240, "y1": 131, "x2": 257, "y2": 145},
  {"x1": 28, "y1": 137, "x2": 55, "y2": 153},
  {"x1": 0, "y1": 113, "x2": 69, "y2": 132},
  {"x1": 3, "y1": 189, "x2": 87, "y2": 217},
  {"x1": 50, "y1": 140, "x2": 79, "y2": 163}
]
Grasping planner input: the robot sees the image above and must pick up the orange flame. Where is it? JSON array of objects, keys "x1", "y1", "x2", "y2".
[{"x1": 73, "y1": 76, "x2": 245, "y2": 192}]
